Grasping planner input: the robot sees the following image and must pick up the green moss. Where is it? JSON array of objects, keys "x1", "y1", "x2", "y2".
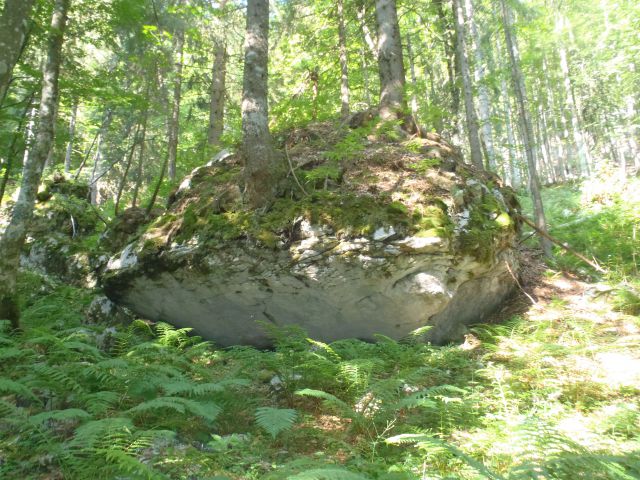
[
  {"x1": 458, "y1": 192, "x2": 514, "y2": 261},
  {"x1": 408, "y1": 158, "x2": 441, "y2": 173}
]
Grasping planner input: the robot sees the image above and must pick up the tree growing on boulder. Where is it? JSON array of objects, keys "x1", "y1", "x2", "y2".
[{"x1": 241, "y1": 0, "x2": 282, "y2": 208}]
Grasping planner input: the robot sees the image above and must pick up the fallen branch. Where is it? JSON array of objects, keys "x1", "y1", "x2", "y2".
[
  {"x1": 517, "y1": 214, "x2": 607, "y2": 274},
  {"x1": 284, "y1": 144, "x2": 308, "y2": 196}
]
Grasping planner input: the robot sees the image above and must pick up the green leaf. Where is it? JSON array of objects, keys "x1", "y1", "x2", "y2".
[{"x1": 255, "y1": 407, "x2": 297, "y2": 438}]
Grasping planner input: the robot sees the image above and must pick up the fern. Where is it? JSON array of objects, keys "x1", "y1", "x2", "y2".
[
  {"x1": 128, "y1": 396, "x2": 221, "y2": 422},
  {"x1": 0, "y1": 378, "x2": 40, "y2": 403},
  {"x1": 255, "y1": 407, "x2": 298, "y2": 438},
  {"x1": 288, "y1": 468, "x2": 371, "y2": 479},
  {"x1": 386, "y1": 433, "x2": 505, "y2": 480},
  {"x1": 29, "y1": 408, "x2": 92, "y2": 425}
]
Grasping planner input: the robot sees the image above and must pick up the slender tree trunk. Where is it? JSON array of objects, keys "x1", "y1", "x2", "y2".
[
  {"x1": 114, "y1": 123, "x2": 141, "y2": 216},
  {"x1": 131, "y1": 106, "x2": 149, "y2": 208},
  {"x1": 501, "y1": 0, "x2": 551, "y2": 256},
  {"x1": 0, "y1": 0, "x2": 35, "y2": 105},
  {"x1": 242, "y1": 0, "x2": 280, "y2": 208},
  {"x1": 501, "y1": 76, "x2": 519, "y2": 188},
  {"x1": 22, "y1": 106, "x2": 37, "y2": 167},
  {"x1": 357, "y1": 2, "x2": 378, "y2": 59},
  {"x1": 0, "y1": 0, "x2": 69, "y2": 330},
  {"x1": 338, "y1": 0, "x2": 350, "y2": 118},
  {"x1": 89, "y1": 129, "x2": 104, "y2": 205},
  {"x1": 64, "y1": 101, "x2": 78, "y2": 172},
  {"x1": 558, "y1": 45, "x2": 591, "y2": 178},
  {"x1": 453, "y1": 0, "x2": 483, "y2": 169},
  {"x1": 208, "y1": 40, "x2": 227, "y2": 146},
  {"x1": 0, "y1": 93, "x2": 34, "y2": 207},
  {"x1": 207, "y1": 0, "x2": 228, "y2": 147},
  {"x1": 541, "y1": 59, "x2": 567, "y2": 182},
  {"x1": 465, "y1": 0, "x2": 496, "y2": 170},
  {"x1": 146, "y1": 140, "x2": 168, "y2": 216},
  {"x1": 375, "y1": 0, "x2": 413, "y2": 131},
  {"x1": 167, "y1": 16, "x2": 185, "y2": 181},
  {"x1": 434, "y1": 0, "x2": 459, "y2": 120},
  {"x1": 406, "y1": 34, "x2": 419, "y2": 123}
]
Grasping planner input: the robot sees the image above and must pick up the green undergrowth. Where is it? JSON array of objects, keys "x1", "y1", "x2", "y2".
[
  {"x1": 1, "y1": 269, "x2": 639, "y2": 479},
  {"x1": 520, "y1": 175, "x2": 640, "y2": 280}
]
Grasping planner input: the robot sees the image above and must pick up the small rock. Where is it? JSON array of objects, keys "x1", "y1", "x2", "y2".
[{"x1": 373, "y1": 226, "x2": 396, "y2": 241}]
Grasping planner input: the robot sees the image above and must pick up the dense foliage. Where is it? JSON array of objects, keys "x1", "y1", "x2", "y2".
[{"x1": 1, "y1": 179, "x2": 639, "y2": 479}]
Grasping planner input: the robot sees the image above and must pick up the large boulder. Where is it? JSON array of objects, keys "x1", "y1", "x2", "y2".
[{"x1": 102, "y1": 127, "x2": 520, "y2": 347}]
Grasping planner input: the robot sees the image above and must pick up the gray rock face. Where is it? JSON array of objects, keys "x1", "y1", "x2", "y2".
[
  {"x1": 104, "y1": 231, "x2": 516, "y2": 347},
  {"x1": 102, "y1": 137, "x2": 520, "y2": 347}
]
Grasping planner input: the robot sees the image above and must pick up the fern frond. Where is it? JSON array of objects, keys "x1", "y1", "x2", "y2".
[
  {"x1": 128, "y1": 396, "x2": 221, "y2": 422},
  {"x1": 288, "y1": 467, "x2": 371, "y2": 479},
  {"x1": 82, "y1": 391, "x2": 121, "y2": 415},
  {"x1": 71, "y1": 417, "x2": 135, "y2": 448},
  {"x1": 386, "y1": 434, "x2": 505, "y2": 480},
  {"x1": 255, "y1": 407, "x2": 297, "y2": 438},
  {"x1": 29, "y1": 363, "x2": 86, "y2": 394},
  {"x1": 0, "y1": 346, "x2": 34, "y2": 362},
  {"x1": 163, "y1": 378, "x2": 249, "y2": 397},
  {"x1": 29, "y1": 408, "x2": 92, "y2": 425},
  {"x1": 0, "y1": 378, "x2": 40, "y2": 403},
  {"x1": 0, "y1": 398, "x2": 22, "y2": 417},
  {"x1": 295, "y1": 389, "x2": 355, "y2": 419}
]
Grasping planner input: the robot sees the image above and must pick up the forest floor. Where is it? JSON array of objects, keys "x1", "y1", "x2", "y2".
[{"x1": 0, "y1": 178, "x2": 639, "y2": 479}]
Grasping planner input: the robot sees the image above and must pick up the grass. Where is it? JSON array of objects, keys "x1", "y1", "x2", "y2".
[{"x1": 1, "y1": 175, "x2": 639, "y2": 479}]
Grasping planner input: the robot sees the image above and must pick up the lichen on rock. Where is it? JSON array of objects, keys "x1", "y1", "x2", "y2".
[{"x1": 102, "y1": 122, "x2": 521, "y2": 347}]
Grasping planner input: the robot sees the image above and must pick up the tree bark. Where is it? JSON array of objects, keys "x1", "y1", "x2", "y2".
[
  {"x1": 131, "y1": 105, "x2": 149, "y2": 208},
  {"x1": 453, "y1": 0, "x2": 483, "y2": 170},
  {"x1": 374, "y1": 0, "x2": 409, "y2": 125},
  {"x1": 0, "y1": 0, "x2": 70, "y2": 330},
  {"x1": 465, "y1": 0, "x2": 496, "y2": 170},
  {"x1": 501, "y1": 0, "x2": 551, "y2": 257},
  {"x1": 558, "y1": 44, "x2": 591, "y2": 178},
  {"x1": 0, "y1": 93, "x2": 34, "y2": 207},
  {"x1": 114, "y1": 123, "x2": 141, "y2": 216},
  {"x1": 242, "y1": 0, "x2": 280, "y2": 209},
  {"x1": 0, "y1": 0, "x2": 35, "y2": 106},
  {"x1": 433, "y1": 0, "x2": 459, "y2": 119},
  {"x1": 168, "y1": 12, "x2": 185, "y2": 181},
  {"x1": 64, "y1": 101, "x2": 78, "y2": 172},
  {"x1": 337, "y1": 0, "x2": 350, "y2": 118},
  {"x1": 406, "y1": 34, "x2": 419, "y2": 123},
  {"x1": 207, "y1": 41, "x2": 227, "y2": 147}
]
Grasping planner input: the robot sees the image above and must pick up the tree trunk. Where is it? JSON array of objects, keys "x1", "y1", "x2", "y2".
[
  {"x1": 242, "y1": 0, "x2": 280, "y2": 208},
  {"x1": 453, "y1": 0, "x2": 483, "y2": 169},
  {"x1": 374, "y1": 0, "x2": 409, "y2": 125},
  {"x1": 338, "y1": 0, "x2": 350, "y2": 118},
  {"x1": 114, "y1": 123, "x2": 141, "y2": 216},
  {"x1": 21, "y1": 106, "x2": 37, "y2": 167},
  {"x1": 208, "y1": 40, "x2": 227, "y2": 147},
  {"x1": 558, "y1": 46, "x2": 591, "y2": 178},
  {"x1": 406, "y1": 34, "x2": 419, "y2": 123},
  {"x1": 64, "y1": 101, "x2": 78, "y2": 172},
  {"x1": 501, "y1": 0, "x2": 551, "y2": 257},
  {"x1": 0, "y1": 0, "x2": 69, "y2": 330},
  {"x1": 465, "y1": 0, "x2": 496, "y2": 170},
  {"x1": 0, "y1": 93, "x2": 34, "y2": 207},
  {"x1": 131, "y1": 106, "x2": 149, "y2": 208},
  {"x1": 433, "y1": 0, "x2": 459, "y2": 119},
  {"x1": 0, "y1": 0, "x2": 35, "y2": 105},
  {"x1": 167, "y1": 15, "x2": 185, "y2": 181}
]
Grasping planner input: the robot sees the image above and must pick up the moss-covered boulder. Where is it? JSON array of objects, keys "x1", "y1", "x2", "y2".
[
  {"x1": 18, "y1": 175, "x2": 102, "y2": 286},
  {"x1": 102, "y1": 124, "x2": 520, "y2": 346}
]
